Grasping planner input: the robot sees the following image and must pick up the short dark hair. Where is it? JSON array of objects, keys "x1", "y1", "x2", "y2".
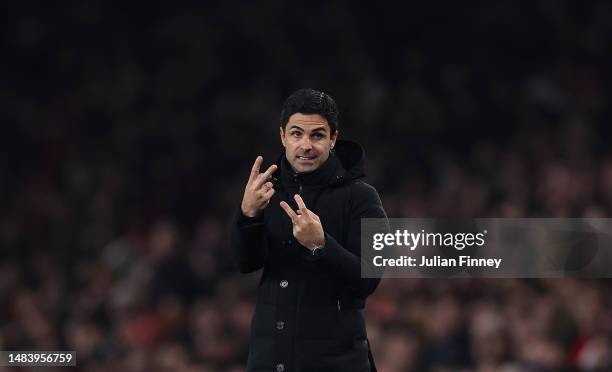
[{"x1": 280, "y1": 88, "x2": 339, "y2": 133}]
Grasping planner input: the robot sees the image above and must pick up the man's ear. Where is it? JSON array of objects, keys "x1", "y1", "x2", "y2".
[
  {"x1": 330, "y1": 131, "x2": 338, "y2": 149},
  {"x1": 279, "y1": 126, "x2": 286, "y2": 147}
]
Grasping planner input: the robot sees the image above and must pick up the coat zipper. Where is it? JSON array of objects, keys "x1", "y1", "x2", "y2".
[{"x1": 293, "y1": 173, "x2": 302, "y2": 195}]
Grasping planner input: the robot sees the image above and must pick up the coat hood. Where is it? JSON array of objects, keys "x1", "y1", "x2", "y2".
[{"x1": 334, "y1": 139, "x2": 366, "y2": 182}]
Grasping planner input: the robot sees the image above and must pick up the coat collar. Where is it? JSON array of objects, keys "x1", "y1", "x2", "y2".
[{"x1": 278, "y1": 151, "x2": 340, "y2": 188}]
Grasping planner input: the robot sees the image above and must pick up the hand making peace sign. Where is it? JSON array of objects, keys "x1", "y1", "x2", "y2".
[
  {"x1": 241, "y1": 156, "x2": 278, "y2": 218},
  {"x1": 280, "y1": 194, "x2": 325, "y2": 251}
]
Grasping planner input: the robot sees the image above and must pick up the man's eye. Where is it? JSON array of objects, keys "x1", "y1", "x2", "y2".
[
  {"x1": 312, "y1": 133, "x2": 324, "y2": 139},
  {"x1": 291, "y1": 132, "x2": 302, "y2": 137}
]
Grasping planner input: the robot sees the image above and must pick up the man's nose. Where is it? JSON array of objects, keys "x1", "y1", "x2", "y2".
[{"x1": 300, "y1": 137, "x2": 313, "y2": 150}]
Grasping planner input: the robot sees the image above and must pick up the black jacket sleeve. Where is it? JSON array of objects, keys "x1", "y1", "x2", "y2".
[
  {"x1": 312, "y1": 180, "x2": 388, "y2": 298},
  {"x1": 231, "y1": 210, "x2": 268, "y2": 273}
]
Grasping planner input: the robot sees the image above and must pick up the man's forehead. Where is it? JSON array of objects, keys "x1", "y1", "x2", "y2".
[
  {"x1": 286, "y1": 113, "x2": 329, "y2": 130},
  {"x1": 288, "y1": 119, "x2": 328, "y2": 128}
]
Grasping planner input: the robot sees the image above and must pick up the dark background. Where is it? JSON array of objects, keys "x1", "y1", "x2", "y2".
[{"x1": 1, "y1": 1, "x2": 612, "y2": 371}]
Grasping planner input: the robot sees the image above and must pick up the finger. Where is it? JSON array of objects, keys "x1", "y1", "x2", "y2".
[
  {"x1": 263, "y1": 187, "x2": 275, "y2": 200},
  {"x1": 252, "y1": 164, "x2": 277, "y2": 188},
  {"x1": 257, "y1": 181, "x2": 273, "y2": 192},
  {"x1": 262, "y1": 164, "x2": 278, "y2": 178},
  {"x1": 294, "y1": 194, "x2": 307, "y2": 212},
  {"x1": 279, "y1": 201, "x2": 298, "y2": 221},
  {"x1": 257, "y1": 184, "x2": 273, "y2": 198},
  {"x1": 249, "y1": 156, "x2": 263, "y2": 183}
]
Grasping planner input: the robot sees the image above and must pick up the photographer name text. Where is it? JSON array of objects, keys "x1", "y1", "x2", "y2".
[{"x1": 372, "y1": 255, "x2": 502, "y2": 268}]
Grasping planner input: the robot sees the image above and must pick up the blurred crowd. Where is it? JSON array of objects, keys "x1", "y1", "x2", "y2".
[{"x1": 2, "y1": 1, "x2": 612, "y2": 371}]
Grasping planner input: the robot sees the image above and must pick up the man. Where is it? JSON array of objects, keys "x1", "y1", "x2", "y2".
[{"x1": 232, "y1": 88, "x2": 387, "y2": 372}]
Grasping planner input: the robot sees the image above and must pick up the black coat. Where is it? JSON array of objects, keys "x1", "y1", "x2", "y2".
[{"x1": 232, "y1": 140, "x2": 387, "y2": 372}]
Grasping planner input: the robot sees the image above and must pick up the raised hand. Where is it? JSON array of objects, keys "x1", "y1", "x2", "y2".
[
  {"x1": 280, "y1": 194, "x2": 325, "y2": 250},
  {"x1": 241, "y1": 156, "x2": 278, "y2": 217}
]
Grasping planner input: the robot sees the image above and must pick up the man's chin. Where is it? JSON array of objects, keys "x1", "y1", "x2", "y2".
[{"x1": 292, "y1": 162, "x2": 319, "y2": 174}]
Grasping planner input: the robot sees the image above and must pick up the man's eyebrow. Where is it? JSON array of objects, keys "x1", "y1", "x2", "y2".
[{"x1": 287, "y1": 124, "x2": 328, "y2": 132}]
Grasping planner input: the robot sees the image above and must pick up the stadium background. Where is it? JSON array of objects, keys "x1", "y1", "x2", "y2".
[{"x1": 1, "y1": 1, "x2": 612, "y2": 371}]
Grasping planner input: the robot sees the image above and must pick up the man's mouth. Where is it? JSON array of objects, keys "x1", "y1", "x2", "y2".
[{"x1": 297, "y1": 155, "x2": 316, "y2": 160}]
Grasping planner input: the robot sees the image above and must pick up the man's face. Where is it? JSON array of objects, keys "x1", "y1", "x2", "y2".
[{"x1": 280, "y1": 113, "x2": 338, "y2": 173}]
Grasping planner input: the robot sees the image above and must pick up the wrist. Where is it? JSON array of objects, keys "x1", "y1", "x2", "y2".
[
  {"x1": 309, "y1": 237, "x2": 326, "y2": 255},
  {"x1": 241, "y1": 206, "x2": 260, "y2": 218}
]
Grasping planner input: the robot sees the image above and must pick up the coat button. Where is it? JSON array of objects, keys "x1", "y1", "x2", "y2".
[
  {"x1": 276, "y1": 321, "x2": 285, "y2": 330},
  {"x1": 276, "y1": 363, "x2": 285, "y2": 372},
  {"x1": 280, "y1": 280, "x2": 288, "y2": 288}
]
